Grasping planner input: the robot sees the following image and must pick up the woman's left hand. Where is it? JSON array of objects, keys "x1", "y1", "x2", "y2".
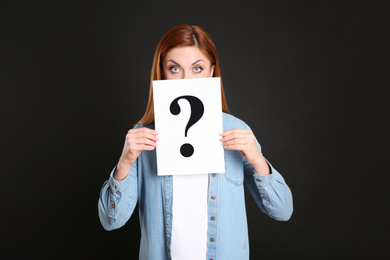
[{"x1": 220, "y1": 129, "x2": 270, "y2": 176}]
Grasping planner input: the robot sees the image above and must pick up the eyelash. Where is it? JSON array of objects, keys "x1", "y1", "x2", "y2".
[
  {"x1": 193, "y1": 66, "x2": 203, "y2": 72},
  {"x1": 168, "y1": 66, "x2": 204, "y2": 73},
  {"x1": 169, "y1": 66, "x2": 180, "y2": 73}
]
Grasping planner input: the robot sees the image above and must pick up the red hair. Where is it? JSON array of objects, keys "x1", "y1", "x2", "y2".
[{"x1": 137, "y1": 24, "x2": 229, "y2": 125}]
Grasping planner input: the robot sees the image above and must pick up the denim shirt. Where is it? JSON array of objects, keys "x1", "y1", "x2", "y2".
[{"x1": 98, "y1": 113, "x2": 293, "y2": 260}]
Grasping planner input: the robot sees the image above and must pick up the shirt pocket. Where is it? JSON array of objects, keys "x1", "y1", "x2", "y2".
[{"x1": 224, "y1": 150, "x2": 244, "y2": 186}]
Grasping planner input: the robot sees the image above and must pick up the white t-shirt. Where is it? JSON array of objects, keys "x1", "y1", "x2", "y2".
[{"x1": 171, "y1": 174, "x2": 209, "y2": 260}]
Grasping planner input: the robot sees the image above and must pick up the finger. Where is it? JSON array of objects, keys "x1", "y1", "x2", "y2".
[
  {"x1": 135, "y1": 132, "x2": 160, "y2": 142},
  {"x1": 134, "y1": 138, "x2": 158, "y2": 147},
  {"x1": 129, "y1": 129, "x2": 160, "y2": 142},
  {"x1": 129, "y1": 137, "x2": 158, "y2": 149},
  {"x1": 220, "y1": 132, "x2": 249, "y2": 142},
  {"x1": 132, "y1": 144, "x2": 157, "y2": 151},
  {"x1": 223, "y1": 139, "x2": 247, "y2": 147},
  {"x1": 219, "y1": 130, "x2": 251, "y2": 141},
  {"x1": 223, "y1": 143, "x2": 245, "y2": 151}
]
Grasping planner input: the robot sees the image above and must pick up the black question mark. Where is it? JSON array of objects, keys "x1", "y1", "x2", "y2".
[{"x1": 170, "y1": 95, "x2": 204, "y2": 157}]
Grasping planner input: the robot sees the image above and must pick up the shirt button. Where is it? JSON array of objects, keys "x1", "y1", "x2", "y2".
[
  {"x1": 111, "y1": 204, "x2": 115, "y2": 208},
  {"x1": 255, "y1": 178, "x2": 261, "y2": 182},
  {"x1": 211, "y1": 216, "x2": 215, "y2": 221},
  {"x1": 262, "y1": 196, "x2": 266, "y2": 199},
  {"x1": 210, "y1": 238, "x2": 214, "y2": 242},
  {"x1": 212, "y1": 173, "x2": 216, "y2": 177},
  {"x1": 211, "y1": 195, "x2": 216, "y2": 200}
]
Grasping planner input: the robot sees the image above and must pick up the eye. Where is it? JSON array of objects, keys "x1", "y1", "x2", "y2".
[
  {"x1": 193, "y1": 66, "x2": 203, "y2": 73},
  {"x1": 170, "y1": 66, "x2": 180, "y2": 73}
]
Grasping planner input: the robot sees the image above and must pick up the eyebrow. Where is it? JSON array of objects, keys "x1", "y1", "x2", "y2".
[
  {"x1": 166, "y1": 59, "x2": 180, "y2": 66},
  {"x1": 192, "y1": 59, "x2": 206, "y2": 65},
  {"x1": 166, "y1": 59, "x2": 206, "y2": 66}
]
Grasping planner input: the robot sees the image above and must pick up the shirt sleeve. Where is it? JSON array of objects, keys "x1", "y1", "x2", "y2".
[
  {"x1": 98, "y1": 162, "x2": 139, "y2": 230},
  {"x1": 243, "y1": 128, "x2": 293, "y2": 221}
]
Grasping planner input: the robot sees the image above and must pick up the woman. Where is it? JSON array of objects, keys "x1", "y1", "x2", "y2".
[{"x1": 98, "y1": 24, "x2": 293, "y2": 260}]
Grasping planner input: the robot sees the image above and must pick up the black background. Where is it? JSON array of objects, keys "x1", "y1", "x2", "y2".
[{"x1": 1, "y1": 1, "x2": 388, "y2": 259}]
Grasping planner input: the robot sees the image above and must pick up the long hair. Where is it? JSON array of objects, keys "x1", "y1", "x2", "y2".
[{"x1": 137, "y1": 24, "x2": 229, "y2": 125}]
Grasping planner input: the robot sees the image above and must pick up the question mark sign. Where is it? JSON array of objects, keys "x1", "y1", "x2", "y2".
[{"x1": 170, "y1": 95, "x2": 204, "y2": 157}]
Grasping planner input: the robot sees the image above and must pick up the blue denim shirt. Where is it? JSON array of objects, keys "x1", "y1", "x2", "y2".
[{"x1": 98, "y1": 113, "x2": 293, "y2": 260}]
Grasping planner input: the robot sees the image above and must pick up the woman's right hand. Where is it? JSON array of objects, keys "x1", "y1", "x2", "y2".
[{"x1": 114, "y1": 127, "x2": 159, "y2": 180}]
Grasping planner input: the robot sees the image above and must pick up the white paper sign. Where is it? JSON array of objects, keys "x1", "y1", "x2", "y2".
[{"x1": 153, "y1": 77, "x2": 225, "y2": 176}]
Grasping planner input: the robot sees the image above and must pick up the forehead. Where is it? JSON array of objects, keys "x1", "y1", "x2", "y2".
[{"x1": 164, "y1": 46, "x2": 211, "y2": 63}]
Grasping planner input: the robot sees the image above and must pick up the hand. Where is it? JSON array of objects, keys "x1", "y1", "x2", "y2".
[
  {"x1": 120, "y1": 127, "x2": 159, "y2": 165},
  {"x1": 220, "y1": 128, "x2": 270, "y2": 175},
  {"x1": 115, "y1": 127, "x2": 159, "y2": 180}
]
